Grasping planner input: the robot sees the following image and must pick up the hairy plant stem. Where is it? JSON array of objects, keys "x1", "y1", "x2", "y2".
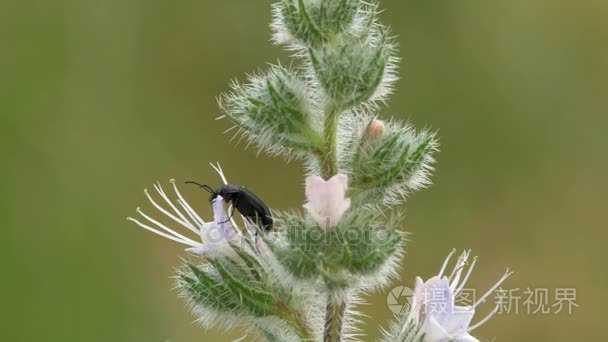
[
  {"x1": 323, "y1": 293, "x2": 347, "y2": 342},
  {"x1": 320, "y1": 106, "x2": 340, "y2": 179},
  {"x1": 319, "y1": 103, "x2": 348, "y2": 341}
]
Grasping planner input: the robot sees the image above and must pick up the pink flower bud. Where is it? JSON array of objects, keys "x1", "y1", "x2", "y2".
[{"x1": 366, "y1": 119, "x2": 385, "y2": 140}]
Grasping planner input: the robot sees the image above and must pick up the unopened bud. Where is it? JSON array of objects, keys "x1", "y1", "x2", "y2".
[{"x1": 365, "y1": 119, "x2": 385, "y2": 140}]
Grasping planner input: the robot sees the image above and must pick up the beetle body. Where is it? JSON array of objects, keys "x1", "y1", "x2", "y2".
[
  {"x1": 215, "y1": 184, "x2": 273, "y2": 231},
  {"x1": 188, "y1": 182, "x2": 273, "y2": 231}
]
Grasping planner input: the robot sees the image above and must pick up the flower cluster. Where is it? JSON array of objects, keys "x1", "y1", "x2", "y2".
[
  {"x1": 127, "y1": 173, "x2": 242, "y2": 259},
  {"x1": 382, "y1": 250, "x2": 512, "y2": 342},
  {"x1": 127, "y1": 1, "x2": 510, "y2": 341}
]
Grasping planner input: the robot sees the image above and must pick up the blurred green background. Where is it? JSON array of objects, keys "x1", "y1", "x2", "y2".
[{"x1": 2, "y1": 0, "x2": 606, "y2": 341}]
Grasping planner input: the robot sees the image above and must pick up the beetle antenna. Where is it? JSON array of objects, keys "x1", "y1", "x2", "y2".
[{"x1": 185, "y1": 181, "x2": 216, "y2": 194}]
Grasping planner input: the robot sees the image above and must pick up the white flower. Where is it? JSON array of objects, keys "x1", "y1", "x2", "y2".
[
  {"x1": 127, "y1": 163, "x2": 244, "y2": 260},
  {"x1": 303, "y1": 174, "x2": 351, "y2": 229},
  {"x1": 408, "y1": 250, "x2": 513, "y2": 342}
]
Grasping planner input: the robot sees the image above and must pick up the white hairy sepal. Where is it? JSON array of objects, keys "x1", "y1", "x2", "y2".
[{"x1": 218, "y1": 64, "x2": 323, "y2": 159}]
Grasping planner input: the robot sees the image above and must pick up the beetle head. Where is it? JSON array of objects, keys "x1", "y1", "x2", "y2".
[{"x1": 217, "y1": 184, "x2": 240, "y2": 202}]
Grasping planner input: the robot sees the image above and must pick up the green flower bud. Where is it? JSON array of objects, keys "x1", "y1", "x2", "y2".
[
  {"x1": 274, "y1": 0, "x2": 360, "y2": 47},
  {"x1": 348, "y1": 120, "x2": 438, "y2": 206},
  {"x1": 310, "y1": 30, "x2": 395, "y2": 110}
]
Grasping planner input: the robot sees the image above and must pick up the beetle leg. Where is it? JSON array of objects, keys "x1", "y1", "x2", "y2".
[
  {"x1": 219, "y1": 206, "x2": 237, "y2": 224},
  {"x1": 219, "y1": 197, "x2": 239, "y2": 224}
]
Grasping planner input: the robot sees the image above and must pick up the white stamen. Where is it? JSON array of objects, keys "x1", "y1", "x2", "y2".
[
  {"x1": 153, "y1": 182, "x2": 197, "y2": 232},
  {"x1": 144, "y1": 189, "x2": 194, "y2": 233},
  {"x1": 438, "y1": 248, "x2": 457, "y2": 278},
  {"x1": 449, "y1": 250, "x2": 470, "y2": 291},
  {"x1": 136, "y1": 208, "x2": 200, "y2": 246},
  {"x1": 177, "y1": 199, "x2": 204, "y2": 228},
  {"x1": 455, "y1": 256, "x2": 478, "y2": 295},
  {"x1": 467, "y1": 301, "x2": 501, "y2": 332},
  {"x1": 473, "y1": 269, "x2": 513, "y2": 309},
  {"x1": 448, "y1": 250, "x2": 467, "y2": 278},
  {"x1": 210, "y1": 162, "x2": 229, "y2": 185},
  {"x1": 170, "y1": 179, "x2": 206, "y2": 227},
  {"x1": 127, "y1": 217, "x2": 200, "y2": 248}
]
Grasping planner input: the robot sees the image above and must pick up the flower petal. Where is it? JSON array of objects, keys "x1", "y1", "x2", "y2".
[
  {"x1": 452, "y1": 334, "x2": 480, "y2": 342},
  {"x1": 187, "y1": 196, "x2": 242, "y2": 260},
  {"x1": 303, "y1": 174, "x2": 350, "y2": 229},
  {"x1": 423, "y1": 315, "x2": 451, "y2": 342},
  {"x1": 417, "y1": 276, "x2": 455, "y2": 323},
  {"x1": 212, "y1": 195, "x2": 228, "y2": 223},
  {"x1": 439, "y1": 306, "x2": 475, "y2": 335}
]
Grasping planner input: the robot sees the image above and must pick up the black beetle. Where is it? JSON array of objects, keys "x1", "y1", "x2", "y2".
[{"x1": 186, "y1": 182, "x2": 273, "y2": 232}]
